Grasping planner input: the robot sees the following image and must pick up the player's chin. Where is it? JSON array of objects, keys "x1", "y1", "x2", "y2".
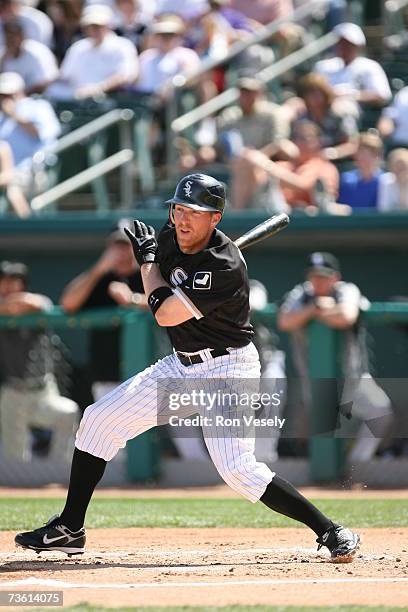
[{"x1": 177, "y1": 230, "x2": 193, "y2": 245}]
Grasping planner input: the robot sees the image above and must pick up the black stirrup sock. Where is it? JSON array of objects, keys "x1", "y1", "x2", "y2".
[
  {"x1": 60, "y1": 448, "x2": 107, "y2": 532},
  {"x1": 260, "y1": 475, "x2": 333, "y2": 536}
]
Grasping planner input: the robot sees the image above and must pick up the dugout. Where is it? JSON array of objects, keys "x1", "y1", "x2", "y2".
[{"x1": 0, "y1": 211, "x2": 407, "y2": 485}]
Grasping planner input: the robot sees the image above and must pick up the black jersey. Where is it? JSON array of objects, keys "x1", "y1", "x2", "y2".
[{"x1": 156, "y1": 223, "x2": 253, "y2": 352}]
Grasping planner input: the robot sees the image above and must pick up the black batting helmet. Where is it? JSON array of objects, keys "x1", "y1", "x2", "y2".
[{"x1": 166, "y1": 173, "x2": 226, "y2": 215}]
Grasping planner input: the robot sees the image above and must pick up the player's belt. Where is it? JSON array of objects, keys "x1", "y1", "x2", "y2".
[{"x1": 176, "y1": 348, "x2": 230, "y2": 367}]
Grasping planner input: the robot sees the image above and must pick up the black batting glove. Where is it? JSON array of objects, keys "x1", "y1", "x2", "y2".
[{"x1": 124, "y1": 220, "x2": 158, "y2": 266}]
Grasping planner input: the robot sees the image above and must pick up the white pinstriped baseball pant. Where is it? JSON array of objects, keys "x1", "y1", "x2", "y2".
[{"x1": 76, "y1": 342, "x2": 275, "y2": 502}]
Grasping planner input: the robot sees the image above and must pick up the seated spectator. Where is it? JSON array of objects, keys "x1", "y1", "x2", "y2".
[
  {"x1": 286, "y1": 72, "x2": 358, "y2": 161},
  {"x1": 47, "y1": 4, "x2": 138, "y2": 100},
  {"x1": 0, "y1": 72, "x2": 60, "y2": 197},
  {"x1": 230, "y1": 0, "x2": 293, "y2": 25},
  {"x1": 155, "y1": 0, "x2": 207, "y2": 18},
  {"x1": 86, "y1": 0, "x2": 156, "y2": 22},
  {"x1": 229, "y1": 0, "x2": 306, "y2": 57},
  {"x1": 0, "y1": 139, "x2": 30, "y2": 217},
  {"x1": 135, "y1": 15, "x2": 200, "y2": 97},
  {"x1": 244, "y1": 120, "x2": 339, "y2": 211},
  {"x1": 338, "y1": 131, "x2": 384, "y2": 209},
  {"x1": 378, "y1": 148, "x2": 408, "y2": 212},
  {"x1": 0, "y1": 19, "x2": 58, "y2": 95},
  {"x1": 0, "y1": 0, "x2": 53, "y2": 47},
  {"x1": 60, "y1": 220, "x2": 147, "y2": 400},
  {"x1": 41, "y1": 0, "x2": 83, "y2": 63},
  {"x1": 0, "y1": 261, "x2": 79, "y2": 462},
  {"x1": 185, "y1": 0, "x2": 253, "y2": 61},
  {"x1": 114, "y1": 0, "x2": 150, "y2": 52},
  {"x1": 378, "y1": 86, "x2": 408, "y2": 148},
  {"x1": 185, "y1": 0, "x2": 273, "y2": 84},
  {"x1": 315, "y1": 23, "x2": 392, "y2": 116},
  {"x1": 182, "y1": 77, "x2": 290, "y2": 208}
]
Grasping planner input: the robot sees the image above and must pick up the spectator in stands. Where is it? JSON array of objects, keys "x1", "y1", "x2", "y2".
[
  {"x1": 88, "y1": 0, "x2": 156, "y2": 22},
  {"x1": 243, "y1": 120, "x2": 339, "y2": 211},
  {"x1": 185, "y1": 0, "x2": 275, "y2": 86},
  {"x1": 60, "y1": 220, "x2": 147, "y2": 401},
  {"x1": 155, "y1": 0, "x2": 207, "y2": 18},
  {"x1": 277, "y1": 251, "x2": 393, "y2": 462},
  {"x1": 135, "y1": 15, "x2": 200, "y2": 97},
  {"x1": 47, "y1": 4, "x2": 138, "y2": 100},
  {"x1": 0, "y1": 261, "x2": 79, "y2": 462},
  {"x1": 190, "y1": 1, "x2": 238, "y2": 61},
  {"x1": 378, "y1": 86, "x2": 408, "y2": 149},
  {"x1": 315, "y1": 23, "x2": 392, "y2": 116},
  {"x1": 338, "y1": 132, "x2": 384, "y2": 210},
  {"x1": 0, "y1": 19, "x2": 58, "y2": 95},
  {"x1": 182, "y1": 77, "x2": 290, "y2": 209},
  {"x1": 0, "y1": 72, "x2": 60, "y2": 197},
  {"x1": 42, "y1": 0, "x2": 82, "y2": 63},
  {"x1": 229, "y1": 0, "x2": 306, "y2": 57},
  {"x1": 0, "y1": 139, "x2": 30, "y2": 217},
  {"x1": 0, "y1": 0, "x2": 53, "y2": 47},
  {"x1": 378, "y1": 148, "x2": 408, "y2": 212},
  {"x1": 285, "y1": 72, "x2": 358, "y2": 161},
  {"x1": 230, "y1": 0, "x2": 293, "y2": 25},
  {"x1": 114, "y1": 0, "x2": 150, "y2": 53}
]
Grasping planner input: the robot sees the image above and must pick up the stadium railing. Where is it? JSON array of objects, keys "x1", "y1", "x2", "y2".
[
  {"x1": 1, "y1": 302, "x2": 408, "y2": 484},
  {"x1": 28, "y1": 108, "x2": 154, "y2": 213}
]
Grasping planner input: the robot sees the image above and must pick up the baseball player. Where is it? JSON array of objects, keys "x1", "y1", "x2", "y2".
[{"x1": 15, "y1": 174, "x2": 360, "y2": 562}]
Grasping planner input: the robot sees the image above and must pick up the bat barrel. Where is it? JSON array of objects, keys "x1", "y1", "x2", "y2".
[{"x1": 234, "y1": 213, "x2": 290, "y2": 250}]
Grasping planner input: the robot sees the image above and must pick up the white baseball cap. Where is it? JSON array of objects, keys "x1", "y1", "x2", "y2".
[
  {"x1": 0, "y1": 72, "x2": 25, "y2": 95},
  {"x1": 80, "y1": 4, "x2": 113, "y2": 27},
  {"x1": 334, "y1": 22, "x2": 366, "y2": 47}
]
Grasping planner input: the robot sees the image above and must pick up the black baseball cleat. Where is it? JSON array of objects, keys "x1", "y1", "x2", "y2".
[
  {"x1": 15, "y1": 515, "x2": 85, "y2": 557},
  {"x1": 316, "y1": 524, "x2": 360, "y2": 563}
]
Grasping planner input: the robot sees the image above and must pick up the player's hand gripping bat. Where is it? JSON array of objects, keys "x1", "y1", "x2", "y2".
[{"x1": 234, "y1": 213, "x2": 290, "y2": 251}]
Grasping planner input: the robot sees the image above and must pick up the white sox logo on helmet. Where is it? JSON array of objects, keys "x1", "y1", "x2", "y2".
[
  {"x1": 183, "y1": 180, "x2": 193, "y2": 197},
  {"x1": 170, "y1": 267, "x2": 188, "y2": 287}
]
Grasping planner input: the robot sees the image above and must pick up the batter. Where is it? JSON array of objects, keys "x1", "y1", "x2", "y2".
[{"x1": 15, "y1": 174, "x2": 360, "y2": 562}]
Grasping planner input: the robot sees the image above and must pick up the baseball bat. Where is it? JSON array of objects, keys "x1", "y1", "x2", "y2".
[{"x1": 234, "y1": 213, "x2": 290, "y2": 251}]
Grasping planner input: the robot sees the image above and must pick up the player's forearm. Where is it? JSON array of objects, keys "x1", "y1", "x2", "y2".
[
  {"x1": 140, "y1": 262, "x2": 170, "y2": 294},
  {"x1": 316, "y1": 305, "x2": 358, "y2": 329},
  {"x1": 141, "y1": 263, "x2": 193, "y2": 326},
  {"x1": 0, "y1": 293, "x2": 51, "y2": 315},
  {"x1": 60, "y1": 266, "x2": 104, "y2": 313},
  {"x1": 277, "y1": 304, "x2": 317, "y2": 331}
]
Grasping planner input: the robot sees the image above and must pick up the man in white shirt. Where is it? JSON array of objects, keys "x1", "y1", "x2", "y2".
[
  {"x1": 315, "y1": 22, "x2": 391, "y2": 114},
  {"x1": 0, "y1": 71, "x2": 60, "y2": 205},
  {"x1": 86, "y1": 0, "x2": 157, "y2": 24},
  {"x1": 136, "y1": 15, "x2": 200, "y2": 96},
  {"x1": 47, "y1": 4, "x2": 138, "y2": 100},
  {"x1": 0, "y1": 19, "x2": 58, "y2": 94},
  {"x1": 378, "y1": 86, "x2": 408, "y2": 148},
  {"x1": 0, "y1": 71, "x2": 60, "y2": 167},
  {"x1": 0, "y1": 0, "x2": 53, "y2": 47}
]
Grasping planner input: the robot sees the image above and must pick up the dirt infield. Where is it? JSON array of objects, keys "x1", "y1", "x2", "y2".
[
  {"x1": 1, "y1": 488, "x2": 408, "y2": 608},
  {"x1": 1, "y1": 527, "x2": 408, "y2": 608}
]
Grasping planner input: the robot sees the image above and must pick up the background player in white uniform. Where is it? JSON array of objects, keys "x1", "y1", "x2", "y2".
[{"x1": 15, "y1": 174, "x2": 360, "y2": 562}]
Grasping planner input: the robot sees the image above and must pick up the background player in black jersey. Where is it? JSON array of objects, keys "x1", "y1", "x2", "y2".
[{"x1": 15, "y1": 174, "x2": 360, "y2": 563}]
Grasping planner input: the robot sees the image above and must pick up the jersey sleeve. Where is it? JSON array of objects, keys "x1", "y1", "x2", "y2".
[
  {"x1": 336, "y1": 282, "x2": 370, "y2": 311},
  {"x1": 279, "y1": 284, "x2": 308, "y2": 313},
  {"x1": 173, "y1": 263, "x2": 243, "y2": 319}
]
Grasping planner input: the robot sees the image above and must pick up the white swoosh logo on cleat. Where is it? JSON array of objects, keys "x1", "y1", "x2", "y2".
[{"x1": 43, "y1": 534, "x2": 67, "y2": 544}]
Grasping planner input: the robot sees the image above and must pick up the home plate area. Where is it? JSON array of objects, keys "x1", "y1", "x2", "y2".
[{"x1": 1, "y1": 527, "x2": 408, "y2": 607}]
